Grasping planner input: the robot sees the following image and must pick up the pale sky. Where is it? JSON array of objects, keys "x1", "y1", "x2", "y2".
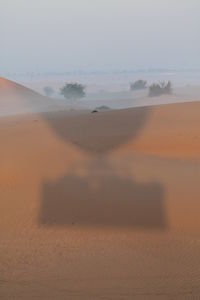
[{"x1": 1, "y1": 0, "x2": 200, "y2": 72}]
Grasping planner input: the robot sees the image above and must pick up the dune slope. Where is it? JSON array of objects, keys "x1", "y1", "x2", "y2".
[{"x1": 0, "y1": 77, "x2": 57, "y2": 116}]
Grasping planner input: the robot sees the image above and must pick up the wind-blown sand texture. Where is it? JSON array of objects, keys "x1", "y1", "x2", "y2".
[{"x1": 1, "y1": 78, "x2": 200, "y2": 299}]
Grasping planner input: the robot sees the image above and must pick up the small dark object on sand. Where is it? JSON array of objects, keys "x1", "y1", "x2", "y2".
[{"x1": 91, "y1": 110, "x2": 98, "y2": 113}]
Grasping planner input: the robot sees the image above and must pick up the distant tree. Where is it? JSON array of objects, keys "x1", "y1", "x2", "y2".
[
  {"x1": 60, "y1": 82, "x2": 86, "y2": 101},
  {"x1": 149, "y1": 81, "x2": 172, "y2": 97},
  {"x1": 43, "y1": 86, "x2": 55, "y2": 97},
  {"x1": 163, "y1": 81, "x2": 173, "y2": 95},
  {"x1": 130, "y1": 80, "x2": 147, "y2": 91}
]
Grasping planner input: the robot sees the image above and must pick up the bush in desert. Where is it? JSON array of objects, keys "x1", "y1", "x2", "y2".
[
  {"x1": 130, "y1": 80, "x2": 147, "y2": 91},
  {"x1": 43, "y1": 86, "x2": 55, "y2": 97},
  {"x1": 60, "y1": 82, "x2": 86, "y2": 101},
  {"x1": 95, "y1": 105, "x2": 111, "y2": 111},
  {"x1": 149, "y1": 81, "x2": 172, "y2": 97}
]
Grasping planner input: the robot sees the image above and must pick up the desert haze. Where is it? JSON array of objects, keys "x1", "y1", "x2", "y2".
[{"x1": 1, "y1": 77, "x2": 200, "y2": 299}]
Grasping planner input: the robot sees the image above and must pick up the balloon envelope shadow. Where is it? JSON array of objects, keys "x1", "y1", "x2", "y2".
[{"x1": 42, "y1": 106, "x2": 151, "y2": 154}]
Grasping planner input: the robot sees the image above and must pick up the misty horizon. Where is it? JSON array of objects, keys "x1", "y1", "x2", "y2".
[{"x1": 1, "y1": 0, "x2": 200, "y2": 73}]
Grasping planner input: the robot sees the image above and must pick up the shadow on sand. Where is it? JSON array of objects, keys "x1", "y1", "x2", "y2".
[
  {"x1": 40, "y1": 170, "x2": 166, "y2": 228},
  {"x1": 40, "y1": 106, "x2": 167, "y2": 229}
]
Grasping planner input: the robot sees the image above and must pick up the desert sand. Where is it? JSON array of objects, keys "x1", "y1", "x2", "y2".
[
  {"x1": 1, "y1": 78, "x2": 200, "y2": 299},
  {"x1": 0, "y1": 77, "x2": 64, "y2": 116}
]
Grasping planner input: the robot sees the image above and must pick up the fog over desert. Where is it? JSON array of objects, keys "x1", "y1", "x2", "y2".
[{"x1": 1, "y1": 0, "x2": 200, "y2": 299}]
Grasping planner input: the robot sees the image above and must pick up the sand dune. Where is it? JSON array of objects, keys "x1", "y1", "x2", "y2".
[
  {"x1": 0, "y1": 77, "x2": 60, "y2": 116},
  {"x1": 1, "y1": 79, "x2": 200, "y2": 299}
]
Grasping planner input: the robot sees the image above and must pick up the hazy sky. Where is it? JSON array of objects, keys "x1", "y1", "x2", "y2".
[{"x1": 1, "y1": 0, "x2": 200, "y2": 73}]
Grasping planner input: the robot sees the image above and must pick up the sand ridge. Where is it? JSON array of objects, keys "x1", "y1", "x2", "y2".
[{"x1": 0, "y1": 77, "x2": 59, "y2": 116}]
